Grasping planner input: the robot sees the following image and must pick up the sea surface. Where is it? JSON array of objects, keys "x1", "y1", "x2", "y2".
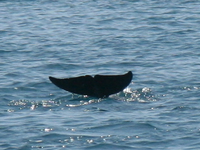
[{"x1": 1, "y1": 0, "x2": 200, "y2": 149}]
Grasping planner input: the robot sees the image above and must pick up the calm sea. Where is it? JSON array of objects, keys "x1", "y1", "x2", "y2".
[{"x1": 1, "y1": 0, "x2": 200, "y2": 149}]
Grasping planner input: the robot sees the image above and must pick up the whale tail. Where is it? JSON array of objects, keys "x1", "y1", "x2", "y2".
[{"x1": 49, "y1": 71, "x2": 132, "y2": 98}]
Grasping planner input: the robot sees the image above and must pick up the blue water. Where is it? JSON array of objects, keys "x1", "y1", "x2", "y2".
[{"x1": 1, "y1": 0, "x2": 200, "y2": 149}]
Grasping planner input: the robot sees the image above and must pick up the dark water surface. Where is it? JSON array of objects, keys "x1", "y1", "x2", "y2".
[{"x1": 1, "y1": 0, "x2": 200, "y2": 149}]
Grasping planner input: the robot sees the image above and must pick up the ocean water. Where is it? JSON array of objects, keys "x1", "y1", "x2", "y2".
[{"x1": 1, "y1": 0, "x2": 200, "y2": 149}]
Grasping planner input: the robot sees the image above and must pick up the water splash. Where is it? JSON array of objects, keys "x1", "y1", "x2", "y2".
[{"x1": 119, "y1": 87, "x2": 157, "y2": 102}]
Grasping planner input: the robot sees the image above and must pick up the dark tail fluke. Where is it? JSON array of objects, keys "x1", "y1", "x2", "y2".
[{"x1": 49, "y1": 71, "x2": 132, "y2": 98}]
